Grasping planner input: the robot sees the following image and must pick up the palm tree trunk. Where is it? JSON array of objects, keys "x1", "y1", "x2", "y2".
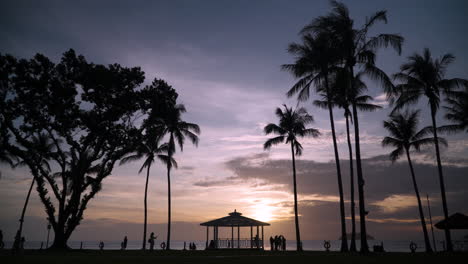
[
  {"x1": 405, "y1": 148, "x2": 433, "y2": 252},
  {"x1": 430, "y1": 106, "x2": 452, "y2": 252},
  {"x1": 166, "y1": 161, "x2": 172, "y2": 250},
  {"x1": 16, "y1": 177, "x2": 36, "y2": 248},
  {"x1": 345, "y1": 113, "x2": 357, "y2": 252},
  {"x1": 324, "y1": 76, "x2": 348, "y2": 252},
  {"x1": 290, "y1": 142, "x2": 302, "y2": 251},
  {"x1": 352, "y1": 102, "x2": 369, "y2": 253},
  {"x1": 142, "y1": 164, "x2": 151, "y2": 250}
]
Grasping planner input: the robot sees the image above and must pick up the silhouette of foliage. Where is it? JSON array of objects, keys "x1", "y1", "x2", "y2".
[
  {"x1": 263, "y1": 105, "x2": 319, "y2": 251},
  {"x1": 0, "y1": 50, "x2": 168, "y2": 249}
]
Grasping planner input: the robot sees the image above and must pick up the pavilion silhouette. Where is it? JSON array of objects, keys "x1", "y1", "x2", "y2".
[{"x1": 200, "y1": 210, "x2": 270, "y2": 250}]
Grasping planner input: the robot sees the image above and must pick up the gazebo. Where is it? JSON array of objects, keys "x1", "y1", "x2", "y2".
[
  {"x1": 200, "y1": 210, "x2": 270, "y2": 250},
  {"x1": 435, "y1": 213, "x2": 468, "y2": 230},
  {"x1": 435, "y1": 212, "x2": 468, "y2": 251}
]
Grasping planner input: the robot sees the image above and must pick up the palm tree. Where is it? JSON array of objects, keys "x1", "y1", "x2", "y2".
[
  {"x1": 120, "y1": 133, "x2": 174, "y2": 250},
  {"x1": 392, "y1": 49, "x2": 467, "y2": 251},
  {"x1": 14, "y1": 133, "x2": 55, "y2": 249},
  {"x1": 443, "y1": 87, "x2": 468, "y2": 133},
  {"x1": 283, "y1": 32, "x2": 349, "y2": 252},
  {"x1": 315, "y1": 72, "x2": 382, "y2": 252},
  {"x1": 263, "y1": 105, "x2": 320, "y2": 251},
  {"x1": 382, "y1": 110, "x2": 445, "y2": 252},
  {"x1": 160, "y1": 104, "x2": 200, "y2": 250},
  {"x1": 301, "y1": 1, "x2": 403, "y2": 252}
]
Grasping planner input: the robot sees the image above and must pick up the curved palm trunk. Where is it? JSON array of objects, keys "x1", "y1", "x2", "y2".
[
  {"x1": 15, "y1": 177, "x2": 36, "y2": 249},
  {"x1": 352, "y1": 102, "x2": 369, "y2": 253},
  {"x1": 405, "y1": 148, "x2": 433, "y2": 252},
  {"x1": 345, "y1": 113, "x2": 357, "y2": 252},
  {"x1": 166, "y1": 161, "x2": 172, "y2": 250},
  {"x1": 142, "y1": 164, "x2": 151, "y2": 250},
  {"x1": 290, "y1": 142, "x2": 302, "y2": 251},
  {"x1": 324, "y1": 76, "x2": 348, "y2": 252},
  {"x1": 430, "y1": 106, "x2": 452, "y2": 252}
]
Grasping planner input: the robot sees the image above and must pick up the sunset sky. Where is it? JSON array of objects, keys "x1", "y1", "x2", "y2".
[{"x1": 1, "y1": 0, "x2": 468, "y2": 243}]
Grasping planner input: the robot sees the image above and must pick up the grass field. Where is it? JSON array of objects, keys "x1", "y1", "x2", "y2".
[{"x1": 1, "y1": 250, "x2": 467, "y2": 264}]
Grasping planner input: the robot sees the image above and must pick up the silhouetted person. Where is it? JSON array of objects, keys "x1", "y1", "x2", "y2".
[
  {"x1": 148, "y1": 232, "x2": 157, "y2": 251},
  {"x1": 255, "y1": 234, "x2": 260, "y2": 249},
  {"x1": 281, "y1": 235, "x2": 286, "y2": 251},
  {"x1": 99, "y1": 241, "x2": 104, "y2": 251},
  {"x1": 209, "y1": 240, "x2": 215, "y2": 249},
  {"x1": 269, "y1": 236, "x2": 274, "y2": 251},
  {"x1": 122, "y1": 236, "x2": 127, "y2": 250},
  {"x1": 193, "y1": 242, "x2": 197, "y2": 250},
  {"x1": 274, "y1": 235, "x2": 279, "y2": 251},
  {"x1": 12, "y1": 230, "x2": 21, "y2": 253},
  {"x1": 0, "y1": 230, "x2": 4, "y2": 250},
  {"x1": 20, "y1": 237, "x2": 25, "y2": 250}
]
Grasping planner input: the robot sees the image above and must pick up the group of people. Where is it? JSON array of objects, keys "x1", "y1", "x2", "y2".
[
  {"x1": 269, "y1": 235, "x2": 286, "y2": 251},
  {"x1": 188, "y1": 242, "x2": 197, "y2": 250}
]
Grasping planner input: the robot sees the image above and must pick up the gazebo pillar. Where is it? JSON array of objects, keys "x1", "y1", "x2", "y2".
[
  {"x1": 261, "y1": 226, "x2": 264, "y2": 249},
  {"x1": 256, "y1": 226, "x2": 259, "y2": 249},
  {"x1": 250, "y1": 226, "x2": 253, "y2": 248},
  {"x1": 231, "y1": 225, "x2": 234, "y2": 248},
  {"x1": 237, "y1": 225, "x2": 240, "y2": 249},
  {"x1": 206, "y1": 226, "x2": 209, "y2": 249}
]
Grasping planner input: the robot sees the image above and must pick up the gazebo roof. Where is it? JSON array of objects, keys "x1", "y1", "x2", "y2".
[
  {"x1": 435, "y1": 213, "x2": 468, "y2": 230},
  {"x1": 200, "y1": 210, "x2": 270, "y2": 227}
]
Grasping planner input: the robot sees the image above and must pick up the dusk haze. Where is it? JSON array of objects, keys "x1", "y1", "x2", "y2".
[{"x1": 1, "y1": 0, "x2": 467, "y2": 263}]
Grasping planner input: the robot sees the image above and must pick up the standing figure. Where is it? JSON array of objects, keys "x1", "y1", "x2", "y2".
[
  {"x1": 269, "y1": 236, "x2": 274, "y2": 251},
  {"x1": 20, "y1": 237, "x2": 25, "y2": 250},
  {"x1": 99, "y1": 241, "x2": 105, "y2": 251},
  {"x1": 281, "y1": 236, "x2": 286, "y2": 251},
  {"x1": 123, "y1": 236, "x2": 128, "y2": 250},
  {"x1": 148, "y1": 232, "x2": 157, "y2": 251},
  {"x1": 0, "y1": 230, "x2": 4, "y2": 250}
]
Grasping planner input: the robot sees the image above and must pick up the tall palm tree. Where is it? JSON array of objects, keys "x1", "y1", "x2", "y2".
[
  {"x1": 14, "y1": 133, "x2": 54, "y2": 249},
  {"x1": 392, "y1": 49, "x2": 467, "y2": 251},
  {"x1": 301, "y1": 1, "x2": 403, "y2": 252},
  {"x1": 443, "y1": 87, "x2": 468, "y2": 133},
  {"x1": 283, "y1": 32, "x2": 349, "y2": 252},
  {"x1": 120, "y1": 133, "x2": 174, "y2": 250},
  {"x1": 160, "y1": 104, "x2": 200, "y2": 250},
  {"x1": 382, "y1": 110, "x2": 446, "y2": 252},
  {"x1": 315, "y1": 72, "x2": 382, "y2": 252},
  {"x1": 263, "y1": 105, "x2": 320, "y2": 251}
]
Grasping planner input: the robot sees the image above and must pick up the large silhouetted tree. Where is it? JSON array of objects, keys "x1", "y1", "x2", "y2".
[
  {"x1": 392, "y1": 49, "x2": 468, "y2": 251},
  {"x1": 0, "y1": 50, "x2": 159, "y2": 249},
  {"x1": 263, "y1": 105, "x2": 320, "y2": 251},
  {"x1": 382, "y1": 110, "x2": 445, "y2": 253}
]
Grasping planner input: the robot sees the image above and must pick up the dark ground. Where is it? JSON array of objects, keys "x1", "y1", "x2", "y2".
[{"x1": 1, "y1": 249, "x2": 467, "y2": 264}]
